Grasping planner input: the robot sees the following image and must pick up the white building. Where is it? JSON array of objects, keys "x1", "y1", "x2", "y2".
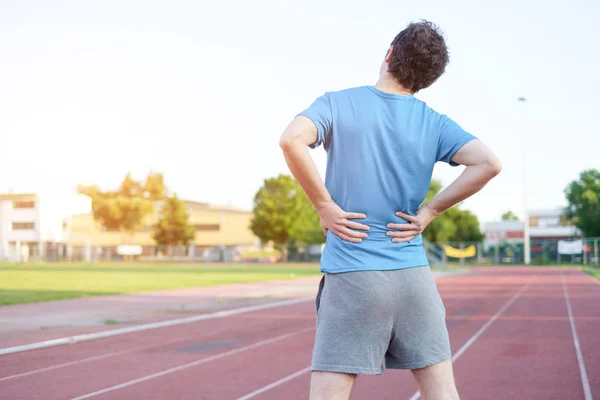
[
  {"x1": 528, "y1": 208, "x2": 580, "y2": 239},
  {"x1": 0, "y1": 192, "x2": 91, "y2": 261},
  {"x1": 483, "y1": 221, "x2": 524, "y2": 248},
  {"x1": 483, "y1": 208, "x2": 581, "y2": 249}
]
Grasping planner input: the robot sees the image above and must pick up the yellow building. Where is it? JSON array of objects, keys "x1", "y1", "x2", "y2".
[{"x1": 69, "y1": 200, "x2": 257, "y2": 259}]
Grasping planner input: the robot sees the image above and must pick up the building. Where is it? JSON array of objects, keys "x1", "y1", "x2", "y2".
[
  {"x1": 528, "y1": 208, "x2": 580, "y2": 240},
  {"x1": 482, "y1": 208, "x2": 582, "y2": 263},
  {"x1": 483, "y1": 208, "x2": 581, "y2": 251},
  {"x1": 1, "y1": 192, "x2": 258, "y2": 262},
  {"x1": 482, "y1": 221, "x2": 524, "y2": 248},
  {"x1": 69, "y1": 200, "x2": 258, "y2": 261},
  {"x1": 0, "y1": 192, "x2": 92, "y2": 261}
]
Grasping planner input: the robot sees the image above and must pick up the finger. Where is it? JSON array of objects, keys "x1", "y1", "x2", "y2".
[
  {"x1": 344, "y1": 212, "x2": 367, "y2": 219},
  {"x1": 338, "y1": 226, "x2": 368, "y2": 239},
  {"x1": 343, "y1": 220, "x2": 370, "y2": 231},
  {"x1": 392, "y1": 235, "x2": 417, "y2": 243},
  {"x1": 386, "y1": 230, "x2": 419, "y2": 238},
  {"x1": 396, "y1": 211, "x2": 417, "y2": 222},
  {"x1": 387, "y1": 223, "x2": 419, "y2": 231},
  {"x1": 334, "y1": 230, "x2": 363, "y2": 243}
]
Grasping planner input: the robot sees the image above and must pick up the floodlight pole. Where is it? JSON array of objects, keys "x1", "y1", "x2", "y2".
[{"x1": 518, "y1": 97, "x2": 531, "y2": 265}]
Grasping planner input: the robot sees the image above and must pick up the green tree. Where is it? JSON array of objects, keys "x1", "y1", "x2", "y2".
[
  {"x1": 425, "y1": 180, "x2": 443, "y2": 203},
  {"x1": 289, "y1": 194, "x2": 325, "y2": 245},
  {"x1": 421, "y1": 179, "x2": 483, "y2": 243},
  {"x1": 78, "y1": 172, "x2": 167, "y2": 242},
  {"x1": 448, "y1": 208, "x2": 484, "y2": 242},
  {"x1": 250, "y1": 175, "x2": 323, "y2": 260},
  {"x1": 153, "y1": 194, "x2": 195, "y2": 246},
  {"x1": 565, "y1": 169, "x2": 600, "y2": 237},
  {"x1": 501, "y1": 211, "x2": 519, "y2": 221},
  {"x1": 421, "y1": 180, "x2": 456, "y2": 243}
]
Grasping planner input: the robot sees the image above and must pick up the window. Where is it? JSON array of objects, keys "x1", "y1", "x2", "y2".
[
  {"x1": 539, "y1": 216, "x2": 559, "y2": 228},
  {"x1": 12, "y1": 222, "x2": 35, "y2": 230},
  {"x1": 194, "y1": 224, "x2": 220, "y2": 232},
  {"x1": 13, "y1": 201, "x2": 35, "y2": 209}
]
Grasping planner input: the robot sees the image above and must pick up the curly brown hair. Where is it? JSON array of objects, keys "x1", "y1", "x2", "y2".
[{"x1": 388, "y1": 21, "x2": 449, "y2": 92}]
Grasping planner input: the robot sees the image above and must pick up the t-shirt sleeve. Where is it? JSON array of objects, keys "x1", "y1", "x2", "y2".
[
  {"x1": 436, "y1": 116, "x2": 477, "y2": 166},
  {"x1": 298, "y1": 93, "x2": 333, "y2": 149}
]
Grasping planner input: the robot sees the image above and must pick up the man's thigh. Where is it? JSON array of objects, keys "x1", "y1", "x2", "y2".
[
  {"x1": 310, "y1": 371, "x2": 356, "y2": 400},
  {"x1": 412, "y1": 360, "x2": 459, "y2": 400},
  {"x1": 312, "y1": 271, "x2": 393, "y2": 375}
]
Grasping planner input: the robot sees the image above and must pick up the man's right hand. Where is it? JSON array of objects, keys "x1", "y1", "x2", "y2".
[
  {"x1": 316, "y1": 201, "x2": 369, "y2": 243},
  {"x1": 387, "y1": 204, "x2": 438, "y2": 243}
]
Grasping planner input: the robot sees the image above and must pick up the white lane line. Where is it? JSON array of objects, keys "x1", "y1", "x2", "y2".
[
  {"x1": 0, "y1": 297, "x2": 313, "y2": 356},
  {"x1": 408, "y1": 279, "x2": 533, "y2": 400},
  {"x1": 70, "y1": 327, "x2": 314, "y2": 400},
  {"x1": 561, "y1": 272, "x2": 593, "y2": 400},
  {"x1": 236, "y1": 366, "x2": 312, "y2": 400},
  {"x1": 0, "y1": 350, "x2": 130, "y2": 382},
  {"x1": 0, "y1": 328, "x2": 219, "y2": 382}
]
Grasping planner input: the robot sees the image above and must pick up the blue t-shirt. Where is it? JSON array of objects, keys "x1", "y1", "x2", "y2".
[{"x1": 299, "y1": 86, "x2": 476, "y2": 273}]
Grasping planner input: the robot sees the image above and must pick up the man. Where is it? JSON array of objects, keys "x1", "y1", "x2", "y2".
[{"x1": 279, "y1": 21, "x2": 501, "y2": 400}]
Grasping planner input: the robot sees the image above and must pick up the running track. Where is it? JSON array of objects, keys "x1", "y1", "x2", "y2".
[{"x1": 0, "y1": 267, "x2": 598, "y2": 399}]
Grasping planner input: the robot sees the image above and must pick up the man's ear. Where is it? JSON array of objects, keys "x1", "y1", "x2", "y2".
[{"x1": 385, "y1": 45, "x2": 394, "y2": 63}]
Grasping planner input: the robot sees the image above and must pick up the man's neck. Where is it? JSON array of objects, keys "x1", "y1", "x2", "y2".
[{"x1": 374, "y1": 76, "x2": 413, "y2": 96}]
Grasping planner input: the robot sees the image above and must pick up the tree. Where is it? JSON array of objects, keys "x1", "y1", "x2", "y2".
[
  {"x1": 501, "y1": 211, "x2": 519, "y2": 221},
  {"x1": 421, "y1": 180, "x2": 457, "y2": 243},
  {"x1": 144, "y1": 172, "x2": 167, "y2": 200},
  {"x1": 447, "y1": 208, "x2": 484, "y2": 242},
  {"x1": 289, "y1": 194, "x2": 325, "y2": 245},
  {"x1": 92, "y1": 195, "x2": 154, "y2": 240},
  {"x1": 250, "y1": 175, "x2": 323, "y2": 260},
  {"x1": 153, "y1": 194, "x2": 195, "y2": 246},
  {"x1": 421, "y1": 179, "x2": 483, "y2": 243},
  {"x1": 78, "y1": 172, "x2": 167, "y2": 242},
  {"x1": 565, "y1": 169, "x2": 600, "y2": 237}
]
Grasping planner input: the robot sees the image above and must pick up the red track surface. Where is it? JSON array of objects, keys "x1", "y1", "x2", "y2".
[{"x1": 0, "y1": 267, "x2": 598, "y2": 400}]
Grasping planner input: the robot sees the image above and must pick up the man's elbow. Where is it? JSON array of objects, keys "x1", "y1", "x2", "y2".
[
  {"x1": 485, "y1": 156, "x2": 502, "y2": 177},
  {"x1": 279, "y1": 134, "x2": 295, "y2": 152},
  {"x1": 279, "y1": 131, "x2": 304, "y2": 152}
]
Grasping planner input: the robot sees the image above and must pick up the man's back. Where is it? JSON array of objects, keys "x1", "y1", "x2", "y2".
[
  {"x1": 301, "y1": 86, "x2": 475, "y2": 273},
  {"x1": 280, "y1": 20, "x2": 501, "y2": 400}
]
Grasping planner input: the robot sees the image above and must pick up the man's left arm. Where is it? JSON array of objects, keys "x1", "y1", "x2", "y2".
[{"x1": 279, "y1": 116, "x2": 369, "y2": 243}]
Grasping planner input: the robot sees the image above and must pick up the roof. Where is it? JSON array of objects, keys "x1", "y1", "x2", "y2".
[
  {"x1": 483, "y1": 221, "x2": 524, "y2": 231},
  {"x1": 528, "y1": 208, "x2": 567, "y2": 218},
  {"x1": 0, "y1": 193, "x2": 38, "y2": 200},
  {"x1": 182, "y1": 200, "x2": 250, "y2": 213}
]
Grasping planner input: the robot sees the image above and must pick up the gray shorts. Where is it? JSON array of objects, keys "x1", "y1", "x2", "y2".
[{"x1": 312, "y1": 266, "x2": 451, "y2": 375}]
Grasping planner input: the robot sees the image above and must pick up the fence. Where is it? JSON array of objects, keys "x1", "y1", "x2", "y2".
[
  {"x1": 2, "y1": 238, "x2": 599, "y2": 267},
  {"x1": 0, "y1": 242, "x2": 248, "y2": 263},
  {"x1": 441, "y1": 237, "x2": 600, "y2": 266}
]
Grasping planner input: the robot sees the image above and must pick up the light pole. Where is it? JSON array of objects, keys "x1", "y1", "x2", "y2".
[{"x1": 518, "y1": 96, "x2": 531, "y2": 265}]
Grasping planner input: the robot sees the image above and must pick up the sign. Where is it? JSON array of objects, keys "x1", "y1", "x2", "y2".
[
  {"x1": 444, "y1": 245, "x2": 476, "y2": 258},
  {"x1": 116, "y1": 244, "x2": 143, "y2": 256},
  {"x1": 557, "y1": 240, "x2": 583, "y2": 255}
]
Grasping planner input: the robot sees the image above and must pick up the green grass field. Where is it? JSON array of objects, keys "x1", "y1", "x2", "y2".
[
  {"x1": 584, "y1": 266, "x2": 600, "y2": 281},
  {"x1": 0, "y1": 262, "x2": 321, "y2": 306}
]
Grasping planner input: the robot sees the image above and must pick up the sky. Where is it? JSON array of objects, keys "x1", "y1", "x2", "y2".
[{"x1": 1, "y1": 0, "x2": 599, "y2": 223}]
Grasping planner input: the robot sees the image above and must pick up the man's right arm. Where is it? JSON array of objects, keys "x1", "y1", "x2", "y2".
[
  {"x1": 387, "y1": 139, "x2": 501, "y2": 242},
  {"x1": 425, "y1": 139, "x2": 502, "y2": 214}
]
